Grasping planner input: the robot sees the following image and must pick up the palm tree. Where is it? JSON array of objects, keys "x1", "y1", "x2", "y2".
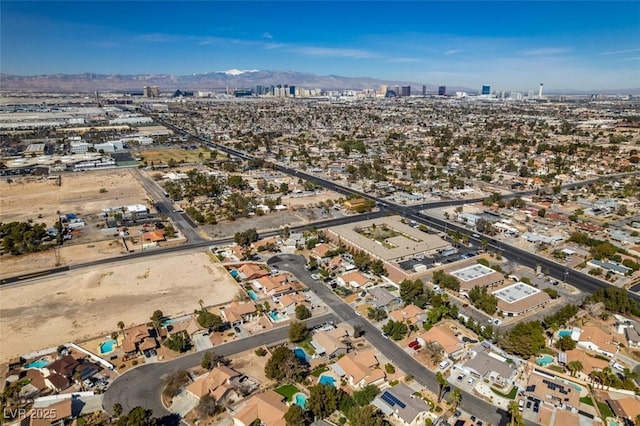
[
  {"x1": 567, "y1": 361, "x2": 584, "y2": 377},
  {"x1": 436, "y1": 372, "x2": 448, "y2": 403},
  {"x1": 198, "y1": 299, "x2": 205, "y2": 312},
  {"x1": 508, "y1": 401, "x2": 523, "y2": 426},
  {"x1": 449, "y1": 388, "x2": 462, "y2": 411},
  {"x1": 589, "y1": 370, "x2": 604, "y2": 389},
  {"x1": 117, "y1": 321, "x2": 125, "y2": 343}
]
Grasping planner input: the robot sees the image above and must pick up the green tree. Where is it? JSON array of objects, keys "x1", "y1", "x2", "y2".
[
  {"x1": 352, "y1": 384, "x2": 380, "y2": 406},
  {"x1": 346, "y1": 404, "x2": 385, "y2": 426},
  {"x1": 555, "y1": 335, "x2": 576, "y2": 351},
  {"x1": 116, "y1": 407, "x2": 157, "y2": 426},
  {"x1": 264, "y1": 346, "x2": 307, "y2": 382},
  {"x1": 382, "y1": 320, "x2": 409, "y2": 340},
  {"x1": 449, "y1": 387, "x2": 462, "y2": 410},
  {"x1": 196, "y1": 394, "x2": 221, "y2": 418},
  {"x1": 112, "y1": 403, "x2": 123, "y2": 417},
  {"x1": 197, "y1": 311, "x2": 224, "y2": 330},
  {"x1": 307, "y1": 384, "x2": 343, "y2": 419},
  {"x1": 367, "y1": 307, "x2": 388, "y2": 321},
  {"x1": 508, "y1": 401, "x2": 525, "y2": 426},
  {"x1": 284, "y1": 404, "x2": 311, "y2": 426},
  {"x1": 288, "y1": 320, "x2": 310, "y2": 343},
  {"x1": 117, "y1": 321, "x2": 125, "y2": 342},
  {"x1": 295, "y1": 305, "x2": 312, "y2": 320},
  {"x1": 399, "y1": 279, "x2": 428, "y2": 308},
  {"x1": 164, "y1": 334, "x2": 189, "y2": 352},
  {"x1": 436, "y1": 371, "x2": 448, "y2": 403},
  {"x1": 567, "y1": 361, "x2": 584, "y2": 377},
  {"x1": 500, "y1": 321, "x2": 545, "y2": 358}
]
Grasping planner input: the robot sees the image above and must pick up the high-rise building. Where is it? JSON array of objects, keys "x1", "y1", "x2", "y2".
[
  {"x1": 289, "y1": 85, "x2": 296, "y2": 96},
  {"x1": 256, "y1": 85, "x2": 264, "y2": 95},
  {"x1": 438, "y1": 86, "x2": 446, "y2": 96},
  {"x1": 143, "y1": 86, "x2": 160, "y2": 97},
  {"x1": 422, "y1": 85, "x2": 427, "y2": 96},
  {"x1": 538, "y1": 83, "x2": 544, "y2": 98},
  {"x1": 481, "y1": 85, "x2": 491, "y2": 95},
  {"x1": 401, "y1": 86, "x2": 411, "y2": 97}
]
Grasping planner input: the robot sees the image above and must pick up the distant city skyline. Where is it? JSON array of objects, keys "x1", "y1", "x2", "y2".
[{"x1": 1, "y1": 1, "x2": 639, "y2": 91}]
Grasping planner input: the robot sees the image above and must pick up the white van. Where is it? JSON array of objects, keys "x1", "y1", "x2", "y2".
[{"x1": 439, "y1": 360, "x2": 451, "y2": 370}]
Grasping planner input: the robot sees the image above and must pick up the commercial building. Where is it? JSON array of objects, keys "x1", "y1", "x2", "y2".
[
  {"x1": 450, "y1": 264, "x2": 504, "y2": 291},
  {"x1": 481, "y1": 85, "x2": 491, "y2": 95},
  {"x1": 143, "y1": 86, "x2": 161, "y2": 97},
  {"x1": 438, "y1": 86, "x2": 446, "y2": 96},
  {"x1": 401, "y1": 86, "x2": 411, "y2": 97},
  {"x1": 328, "y1": 216, "x2": 451, "y2": 263},
  {"x1": 492, "y1": 282, "x2": 551, "y2": 316}
]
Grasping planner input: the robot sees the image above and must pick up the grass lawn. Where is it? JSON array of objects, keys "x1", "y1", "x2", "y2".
[
  {"x1": 275, "y1": 384, "x2": 300, "y2": 401},
  {"x1": 547, "y1": 365, "x2": 565, "y2": 373},
  {"x1": 298, "y1": 338, "x2": 316, "y2": 355},
  {"x1": 597, "y1": 401, "x2": 614, "y2": 418},
  {"x1": 311, "y1": 366, "x2": 329, "y2": 377},
  {"x1": 579, "y1": 396, "x2": 594, "y2": 406},
  {"x1": 490, "y1": 386, "x2": 518, "y2": 400}
]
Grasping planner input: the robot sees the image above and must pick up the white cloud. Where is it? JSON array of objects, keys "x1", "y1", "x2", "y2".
[
  {"x1": 389, "y1": 57, "x2": 421, "y2": 63},
  {"x1": 261, "y1": 32, "x2": 273, "y2": 39},
  {"x1": 136, "y1": 33, "x2": 184, "y2": 43},
  {"x1": 599, "y1": 47, "x2": 640, "y2": 55},
  {"x1": 520, "y1": 47, "x2": 570, "y2": 56},
  {"x1": 290, "y1": 46, "x2": 377, "y2": 59},
  {"x1": 445, "y1": 49, "x2": 462, "y2": 56}
]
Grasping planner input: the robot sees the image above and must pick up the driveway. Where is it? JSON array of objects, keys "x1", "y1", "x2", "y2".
[
  {"x1": 168, "y1": 389, "x2": 199, "y2": 418},
  {"x1": 192, "y1": 332, "x2": 213, "y2": 352}
]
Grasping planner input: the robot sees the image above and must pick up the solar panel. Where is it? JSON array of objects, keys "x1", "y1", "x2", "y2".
[{"x1": 381, "y1": 391, "x2": 406, "y2": 409}]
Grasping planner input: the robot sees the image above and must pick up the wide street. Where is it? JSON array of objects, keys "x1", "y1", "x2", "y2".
[{"x1": 102, "y1": 313, "x2": 338, "y2": 419}]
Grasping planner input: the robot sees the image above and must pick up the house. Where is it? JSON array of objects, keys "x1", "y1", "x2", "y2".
[
  {"x1": 167, "y1": 317, "x2": 201, "y2": 337},
  {"x1": 562, "y1": 349, "x2": 609, "y2": 376},
  {"x1": 252, "y1": 274, "x2": 294, "y2": 297},
  {"x1": 233, "y1": 389, "x2": 288, "y2": 426},
  {"x1": 334, "y1": 349, "x2": 385, "y2": 389},
  {"x1": 343, "y1": 198, "x2": 367, "y2": 212},
  {"x1": 45, "y1": 372, "x2": 70, "y2": 393},
  {"x1": 368, "y1": 287, "x2": 401, "y2": 311},
  {"x1": 372, "y1": 383, "x2": 431, "y2": 426},
  {"x1": 46, "y1": 355, "x2": 79, "y2": 379},
  {"x1": 389, "y1": 305, "x2": 426, "y2": 328},
  {"x1": 576, "y1": 325, "x2": 619, "y2": 357},
  {"x1": 417, "y1": 326, "x2": 464, "y2": 359},
  {"x1": 22, "y1": 369, "x2": 48, "y2": 394},
  {"x1": 143, "y1": 229, "x2": 166, "y2": 242},
  {"x1": 311, "y1": 243, "x2": 334, "y2": 263},
  {"x1": 187, "y1": 366, "x2": 243, "y2": 403},
  {"x1": 606, "y1": 396, "x2": 640, "y2": 425},
  {"x1": 28, "y1": 398, "x2": 72, "y2": 426},
  {"x1": 222, "y1": 302, "x2": 257, "y2": 326},
  {"x1": 524, "y1": 371, "x2": 580, "y2": 410},
  {"x1": 252, "y1": 236, "x2": 279, "y2": 252},
  {"x1": 462, "y1": 350, "x2": 515, "y2": 385},
  {"x1": 237, "y1": 263, "x2": 268, "y2": 281},
  {"x1": 278, "y1": 293, "x2": 310, "y2": 317},
  {"x1": 311, "y1": 325, "x2": 350, "y2": 359},
  {"x1": 336, "y1": 270, "x2": 372, "y2": 289},
  {"x1": 122, "y1": 324, "x2": 158, "y2": 357}
]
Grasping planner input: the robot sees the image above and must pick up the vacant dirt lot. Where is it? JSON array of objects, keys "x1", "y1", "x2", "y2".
[
  {"x1": 0, "y1": 252, "x2": 241, "y2": 362},
  {"x1": 0, "y1": 169, "x2": 150, "y2": 226}
]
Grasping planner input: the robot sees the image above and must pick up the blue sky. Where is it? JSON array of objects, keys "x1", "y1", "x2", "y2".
[{"x1": 2, "y1": 1, "x2": 639, "y2": 90}]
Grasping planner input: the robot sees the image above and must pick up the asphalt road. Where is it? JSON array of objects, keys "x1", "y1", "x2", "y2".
[
  {"x1": 267, "y1": 254, "x2": 517, "y2": 426},
  {"x1": 102, "y1": 313, "x2": 338, "y2": 418}
]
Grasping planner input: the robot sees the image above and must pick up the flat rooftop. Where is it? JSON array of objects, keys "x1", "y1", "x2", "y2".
[
  {"x1": 450, "y1": 264, "x2": 495, "y2": 282},
  {"x1": 493, "y1": 282, "x2": 540, "y2": 304},
  {"x1": 329, "y1": 215, "x2": 451, "y2": 262}
]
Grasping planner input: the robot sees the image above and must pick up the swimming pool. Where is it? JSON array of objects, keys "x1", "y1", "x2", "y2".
[
  {"x1": 318, "y1": 374, "x2": 336, "y2": 387},
  {"x1": 536, "y1": 355, "x2": 554, "y2": 366},
  {"x1": 268, "y1": 311, "x2": 284, "y2": 322},
  {"x1": 24, "y1": 358, "x2": 49, "y2": 369},
  {"x1": 294, "y1": 393, "x2": 307, "y2": 409},
  {"x1": 558, "y1": 330, "x2": 572, "y2": 338},
  {"x1": 100, "y1": 339, "x2": 117, "y2": 354},
  {"x1": 248, "y1": 290, "x2": 259, "y2": 301},
  {"x1": 293, "y1": 348, "x2": 310, "y2": 363}
]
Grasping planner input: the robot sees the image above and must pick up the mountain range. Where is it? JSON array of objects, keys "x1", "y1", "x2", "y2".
[{"x1": 0, "y1": 70, "x2": 466, "y2": 93}]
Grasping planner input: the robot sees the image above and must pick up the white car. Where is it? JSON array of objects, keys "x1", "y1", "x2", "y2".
[
  {"x1": 310, "y1": 273, "x2": 321, "y2": 280},
  {"x1": 467, "y1": 377, "x2": 475, "y2": 385}
]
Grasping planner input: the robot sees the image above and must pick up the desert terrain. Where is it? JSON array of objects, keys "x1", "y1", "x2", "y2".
[
  {"x1": 0, "y1": 251, "x2": 240, "y2": 361},
  {"x1": 0, "y1": 168, "x2": 149, "y2": 226}
]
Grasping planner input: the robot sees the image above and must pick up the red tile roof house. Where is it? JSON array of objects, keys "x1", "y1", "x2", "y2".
[
  {"x1": 121, "y1": 324, "x2": 158, "y2": 358},
  {"x1": 187, "y1": 366, "x2": 243, "y2": 404},
  {"x1": 233, "y1": 389, "x2": 288, "y2": 426},
  {"x1": 237, "y1": 263, "x2": 269, "y2": 281},
  {"x1": 334, "y1": 349, "x2": 386, "y2": 389},
  {"x1": 221, "y1": 301, "x2": 258, "y2": 326}
]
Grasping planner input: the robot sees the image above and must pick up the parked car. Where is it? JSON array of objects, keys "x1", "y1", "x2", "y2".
[
  {"x1": 412, "y1": 344, "x2": 421, "y2": 351},
  {"x1": 409, "y1": 340, "x2": 419, "y2": 348},
  {"x1": 310, "y1": 273, "x2": 321, "y2": 280},
  {"x1": 234, "y1": 326, "x2": 241, "y2": 333},
  {"x1": 467, "y1": 377, "x2": 475, "y2": 385},
  {"x1": 381, "y1": 332, "x2": 389, "y2": 339},
  {"x1": 457, "y1": 374, "x2": 465, "y2": 381}
]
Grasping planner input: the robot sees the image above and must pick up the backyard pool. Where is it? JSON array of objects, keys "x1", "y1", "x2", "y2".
[
  {"x1": 293, "y1": 348, "x2": 310, "y2": 363},
  {"x1": 536, "y1": 355, "x2": 554, "y2": 366},
  {"x1": 100, "y1": 339, "x2": 117, "y2": 354},
  {"x1": 318, "y1": 374, "x2": 336, "y2": 387},
  {"x1": 268, "y1": 311, "x2": 284, "y2": 322},
  {"x1": 247, "y1": 290, "x2": 260, "y2": 301},
  {"x1": 294, "y1": 393, "x2": 308, "y2": 409},
  {"x1": 24, "y1": 358, "x2": 50, "y2": 369},
  {"x1": 558, "y1": 330, "x2": 572, "y2": 338}
]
